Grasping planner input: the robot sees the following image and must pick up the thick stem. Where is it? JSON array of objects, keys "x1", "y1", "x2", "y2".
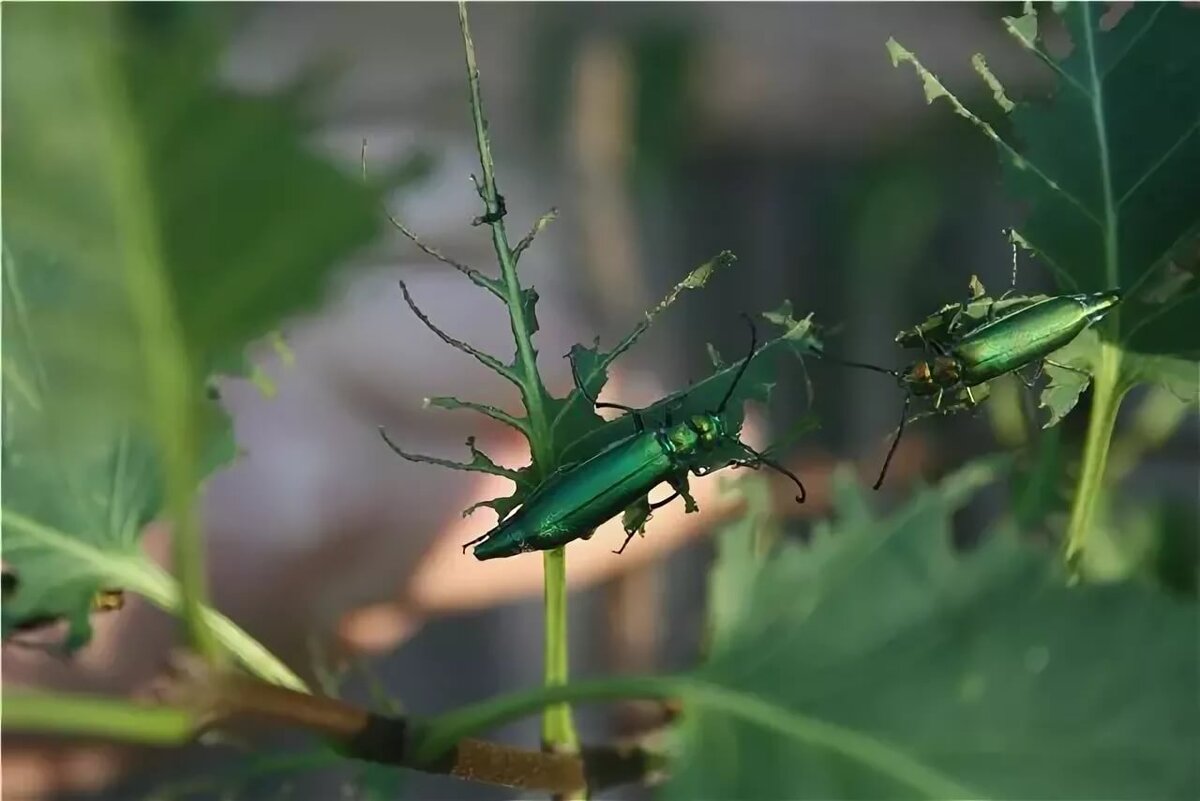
[
  {"x1": 1063, "y1": 340, "x2": 1127, "y2": 568},
  {"x1": 455, "y1": 0, "x2": 579, "y2": 775}
]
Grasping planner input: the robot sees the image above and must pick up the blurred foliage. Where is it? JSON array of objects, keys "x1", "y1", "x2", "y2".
[
  {"x1": 1, "y1": 4, "x2": 385, "y2": 646},
  {"x1": 667, "y1": 462, "x2": 1198, "y2": 800}
]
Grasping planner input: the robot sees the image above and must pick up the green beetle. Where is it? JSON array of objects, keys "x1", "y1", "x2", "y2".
[
  {"x1": 383, "y1": 315, "x2": 806, "y2": 560},
  {"x1": 825, "y1": 290, "x2": 1122, "y2": 489}
]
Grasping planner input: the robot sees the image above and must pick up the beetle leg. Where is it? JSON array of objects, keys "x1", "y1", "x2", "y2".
[
  {"x1": 965, "y1": 385, "x2": 977, "y2": 405},
  {"x1": 1015, "y1": 362, "x2": 1043, "y2": 390},
  {"x1": 934, "y1": 389, "x2": 945, "y2": 409},
  {"x1": 460, "y1": 531, "x2": 492, "y2": 553},
  {"x1": 649, "y1": 491, "x2": 681, "y2": 512},
  {"x1": 946, "y1": 303, "x2": 967, "y2": 337},
  {"x1": 1044, "y1": 358, "x2": 1090, "y2": 378},
  {"x1": 667, "y1": 473, "x2": 699, "y2": 513},
  {"x1": 613, "y1": 529, "x2": 639, "y2": 555}
]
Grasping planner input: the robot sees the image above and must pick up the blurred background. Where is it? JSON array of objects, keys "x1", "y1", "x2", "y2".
[{"x1": 3, "y1": 3, "x2": 1196, "y2": 800}]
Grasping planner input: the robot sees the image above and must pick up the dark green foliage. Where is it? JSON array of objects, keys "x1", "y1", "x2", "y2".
[
  {"x1": 999, "y1": 4, "x2": 1200, "y2": 357},
  {"x1": 665, "y1": 464, "x2": 1199, "y2": 800},
  {"x1": 891, "y1": 3, "x2": 1200, "y2": 375}
]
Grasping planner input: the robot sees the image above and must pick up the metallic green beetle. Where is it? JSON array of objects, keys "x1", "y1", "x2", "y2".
[
  {"x1": 827, "y1": 290, "x2": 1122, "y2": 489},
  {"x1": 894, "y1": 274, "x2": 1049, "y2": 351},
  {"x1": 444, "y1": 316, "x2": 805, "y2": 560}
]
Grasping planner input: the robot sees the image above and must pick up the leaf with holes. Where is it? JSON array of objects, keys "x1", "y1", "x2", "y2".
[
  {"x1": 429, "y1": 250, "x2": 823, "y2": 528},
  {"x1": 889, "y1": 2, "x2": 1200, "y2": 395},
  {"x1": 665, "y1": 461, "x2": 1199, "y2": 800}
]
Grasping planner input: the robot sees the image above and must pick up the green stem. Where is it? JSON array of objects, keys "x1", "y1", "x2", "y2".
[
  {"x1": 131, "y1": 562, "x2": 309, "y2": 692},
  {"x1": 1063, "y1": 340, "x2": 1127, "y2": 568},
  {"x1": 455, "y1": 0, "x2": 578, "y2": 770},
  {"x1": 541, "y1": 548, "x2": 577, "y2": 752},
  {"x1": 456, "y1": 0, "x2": 550, "y2": 455},
  {"x1": 3, "y1": 689, "x2": 194, "y2": 743},
  {"x1": 416, "y1": 674, "x2": 974, "y2": 800},
  {"x1": 0, "y1": 510, "x2": 306, "y2": 692},
  {"x1": 89, "y1": 7, "x2": 214, "y2": 659}
]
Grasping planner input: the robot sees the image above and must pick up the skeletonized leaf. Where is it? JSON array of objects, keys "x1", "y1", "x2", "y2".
[
  {"x1": 1038, "y1": 329, "x2": 1098, "y2": 428},
  {"x1": 890, "y1": 3, "x2": 1200, "y2": 400}
]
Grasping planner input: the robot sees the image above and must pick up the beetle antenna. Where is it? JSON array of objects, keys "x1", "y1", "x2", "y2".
[
  {"x1": 566, "y1": 351, "x2": 641, "y2": 416},
  {"x1": 715, "y1": 312, "x2": 758, "y2": 416},
  {"x1": 814, "y1": 352, "x2": 899, "y2": 378},
  {"x1": 742, "y1": 443, "x2": 806, "y2": 503},
  {"x1": 873, "y1": 393, "x2": 911, "y2": 490}
]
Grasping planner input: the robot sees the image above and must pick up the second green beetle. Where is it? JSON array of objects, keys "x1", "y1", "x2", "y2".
[{"x1": 828, "y1": 289, "x2": 1122, "y2": 489}]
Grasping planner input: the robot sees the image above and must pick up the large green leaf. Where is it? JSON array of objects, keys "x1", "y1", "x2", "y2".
[
  {"x1": 889, "y1": 3, "x2": 1200, "y2": 388},
  {"x1": 1, "y1": 5, "x2": 382, "y2": 647},
  {"x1": 666, "y1": 463, "x2": 1198, "y2": 800}
]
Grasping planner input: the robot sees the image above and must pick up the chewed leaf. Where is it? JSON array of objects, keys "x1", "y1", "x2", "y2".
[
  {"x1": 379, "y1": 431, "x2": 530, "y2": 486},
  {"x1": 424, "y1": 396, "x2": 528, "y2": 435},
  {"x1": 1, "y1": 426, "x2": 161, "y2": 648},
  {"x1": 894, "y1": 5, "x2": 1200, "y2": 356},
  {"x1": 1039, "y1": 330, "x2": 1100, "y2": 428},
  {"x1": 457, "y1": 252, "x2": 821, "y2": 527},
  {"x1": 559, "y1": 302, "x2": 821, "y2": 468},
  {"x1": 622, "y1": 497, "x2": 652, "y2": 537},
  {"x1": 894, "y1": 274, "x2": 1049, "y2": 349},
  {"x1": 546, "y1": 250, "x2": 738, "y2": 459}
]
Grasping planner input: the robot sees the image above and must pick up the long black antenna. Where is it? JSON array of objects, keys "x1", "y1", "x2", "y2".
[
  {"x1": 873, "y1": 393, "x2": 911, "y2": 491},
  {"x1": 741, "y1": 443, "x2": 806, "y2": 503},
  {"x1": 567, "y1": 351, "x2": 641, "y2": 416},
  {"x1": 814, "y1": 352, "x2": 899, "y2": 378},
  {"x1": 811, "y1": 352, "x2": 910, "y2": 491},
  {"x1": 715, "y1": 312, "x2": 758, "y2": 415}
]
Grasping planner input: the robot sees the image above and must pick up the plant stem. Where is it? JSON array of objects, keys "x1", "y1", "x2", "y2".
[
  {"x1": 3, "y1": 689, "x2": 195, "y2": 744},
  {"x1": 130, "y1": 561, "x2": 310, "y2": 692},
  {"x1": 91, "y1": 17, "x2": 216, "y2": 660},
  {"x1": 542, "y1": 548, "x2": 578, "y2": 752},
  {"x1": 455, "y1": 0, "x2": 579, "y2": 770},
  {"x1": 417, "y1": 674, "x2": 974, "y2": 800},
  {"x1": 1063, "y1": 339, "x2": 1127, "y2": 569}
]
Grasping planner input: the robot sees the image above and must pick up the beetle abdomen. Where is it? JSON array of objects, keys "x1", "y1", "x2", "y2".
[
  {"x1": 473, "y1": 431, "x2": 676, "y2": 560},
  {"x1": 953, "y1": 292, "x2": 1119, "y2": 385}
]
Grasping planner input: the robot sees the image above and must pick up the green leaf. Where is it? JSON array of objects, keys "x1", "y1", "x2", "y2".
[
  {"x1": 1, "y1": 5, "x2": 382, "y2": 649},
  {"x1": 1038, "y1": 329, "x2": 1099, "y2": 427},
  {"x1": 705, "y1": 475, "x2": 779, "y2": 654},
  {"x1": 558, "y1": 300, "x2": 819, "y2": 468},
  {"x1": 890, "y1": 3, "x2": 1200, "y2": 392},
  {"x1": 1, "y1": 425, "x2": 160, "y2": 647},
  {"x1": 894, "y1": 277, "x2": 1049, "y2": 349},
  {"x1": 548, "y1": 251, "x2": 740, "y2": 461},
  {"x1": 667, "y1": 461, "x2": 1198, "y2": 800}
]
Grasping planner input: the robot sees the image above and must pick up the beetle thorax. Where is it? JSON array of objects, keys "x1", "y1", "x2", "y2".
[
  {"x1": 666, "y1": 413, "x2": 726, "y2": 455},
  {"x1": 902, "y1": 355, "x2": 962, "y2": 395}
]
